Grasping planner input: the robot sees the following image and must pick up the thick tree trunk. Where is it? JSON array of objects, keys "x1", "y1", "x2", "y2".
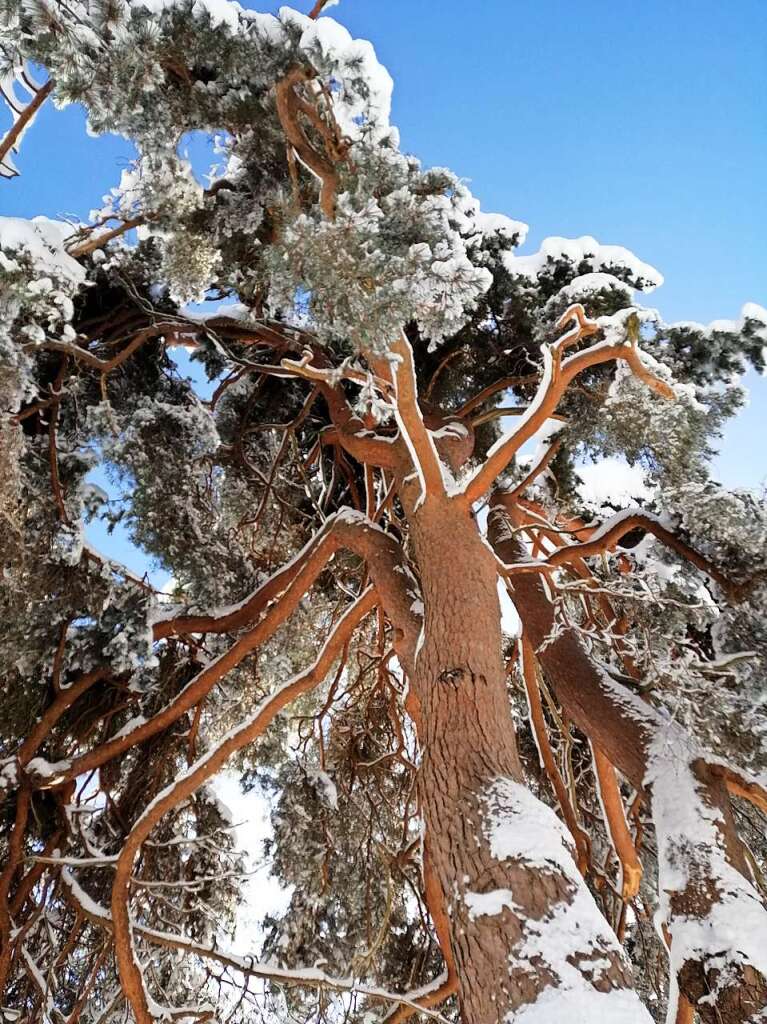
[
  {"x1": 407, "y1": 502, "x2": 647, "y2": 1023},
  {"x1": 487, "y1": 495, "x2": 767, "y2": 1024}
]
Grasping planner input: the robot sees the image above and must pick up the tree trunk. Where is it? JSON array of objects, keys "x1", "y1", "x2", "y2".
[
  {"x1": 407, "y1": 501, "x2": 648, "y2": 1023},
  {"x1": 487, "y1": 495, "x2": 767, "y2": 1024}
]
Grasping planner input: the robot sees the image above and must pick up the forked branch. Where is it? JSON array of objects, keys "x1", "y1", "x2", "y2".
[
  {"x1": 460, "y1": 305, "x2": 674, "y2": 507},
  {"x1": 516, "y1": 509, "x2": 752, "y2": 603},
  {"x1": 389, "y1": 331, "x2": 446, "y2": 505},
  {"x1": 275, "y1": 64, "x2": 348, "y2": 219},
  {"x1": 111, "y1": 588, "x2": 378, "y2": 1024}
]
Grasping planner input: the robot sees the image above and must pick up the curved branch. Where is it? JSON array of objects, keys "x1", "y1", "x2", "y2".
[
  {"x1": 111, "y1": 588, "x2": 377, "y2": 1024},
  {"x1": 32, "y1": 324, "x2": 169, "y2": 374},
  {"x1": 67, "y1": 216, "x2": 145, "y2": 257},
  {"x1": 390, "y1": 331, "x2": 445, "y2": 507},
  {"x1": 591, "y1": 743, "x2": 642, "y2": 901},
  {"x1": 520, "y1": 636, "x2": 590, "y2": 874},
  {"x1": 62, "y1": 869, "x2": 451, "y2": 1022},
  {"x1": 30, "y1": 511, "x2": 419, "y2": 789},
  {"x1": 275, "y1": 65, "x2": 342, "y2": 219},
  {"x1": 0, "y1": 76, "x2": 53, "y2": 178},
  {"x1": 32, "y1": 521, "x2": 346, "y2": 787},
  {"x1": 385, "y1": 845, "x2": 458, "y2": 1024},
  {"x1": 320, "y1": 425, "x2": 402, "y2": 469},
  {"x1": 453, "y1": 372, "x2": 540, "y2": 419},
  {"x1": 488, "y1": 491, "x2": 767, "y2": 1021},
  {"x1": 16, "y1": 669, "x2": 108, "y2": 768},
  {"x1": 460, "y1": 305, "x2": 674, "y2": 506},
  {"x1": 153, "y1": 513, "x2": 344, "y2": 640},
  {"x1": 531, "y1": 509, "x2": 749, "y2": 603},
  {"x1": 506, "y1": 438, "x2": 562, "y2": 502}
]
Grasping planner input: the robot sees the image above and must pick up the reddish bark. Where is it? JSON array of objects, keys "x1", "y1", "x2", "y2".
[
  {"x1": 405, "y1": 500, "x2": 637, "y2": 1022},
  {"x1": 488, "y1": 492, "x2": 767, "y2": 1023}
]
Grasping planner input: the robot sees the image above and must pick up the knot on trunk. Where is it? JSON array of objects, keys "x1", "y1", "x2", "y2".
[{"x1": 439, "y1": 667, "x2": 468, "y2": 687}]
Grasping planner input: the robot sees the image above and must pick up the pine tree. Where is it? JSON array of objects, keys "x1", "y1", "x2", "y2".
[{"x1": 1, "y1": 3, "x2": 766, "y2": 1023}]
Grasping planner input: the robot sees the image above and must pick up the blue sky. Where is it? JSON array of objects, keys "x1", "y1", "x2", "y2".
[{"x1": 2, "y1": 0, "x2": 765, "y2": 577}]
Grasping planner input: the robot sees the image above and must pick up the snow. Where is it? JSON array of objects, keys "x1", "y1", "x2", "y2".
[
  {"x1": 61, "y1": 867, "x2": 112, "y2": 921},
  {"x1": 26, "y1": 756, "x2": 73, "y2": 783},
  {"x1": 646, "y1": 734, "x2": 767, "y2": 998},
  {"x1": 282, "y1": 5, "x2": 394, "y2": 142},
  {"x1": 308, "y1": 768, "x2": 339, "y2": 810},
  {"x1": 63, "y1": 863, "x2": 445, "y2": 1021},
  {"x1": 109, "y1": 715, "x2": 148, "y2": 741},
  {"x1": 464, "y1": 887, "x2": 517, "y2": 920},
  {"x1": 586, "y1": 507, "x2": 663, "y2": 545},
  {"x1": 484, "y1": 778, "x2": 652, "y2": 1023},
  {"x1": 21, "y1": 946, "x2": 48, "y2": 1002},
  {"x1": 471, "y1": 210, "x2": 529, "y2": 246},
  {"x1": 429, "y1": 421, "x2": 469, "y2": 439},
  {"x1": 556, "y1": 271, "x2": 634, "y2": 302},
  {"x1": 509, "y1": 986, "x2": 651, "y2": 1024},
  {"x1": 0, "y1": 759, "x2": 18, "y2": 790},
  {"x1": 667, "y1": 301, "x2": 767, "y2": 337},
  {"x1": 576, "y1": 457, "x2": 654, "y2": 508},
  {"x1": 0, "y1": 216, "x2": 85, "y2": 285},
  {"x1": 486, "y1": 776, "x2": 576, "y2": 868},
  {"x1": 134, "y1": 0, "x2": 244, "y2": 31},
  {"x1": 503, "y1": 236, "x2": 663, "y2": 291}
]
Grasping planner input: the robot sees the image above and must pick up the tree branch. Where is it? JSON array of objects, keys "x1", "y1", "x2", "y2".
[
  {"x1": 591, "y1": 743, "x2": 642, "y2": 901},
  {"x1": 520, "y1": 636, "x2": 590, "y2": 874},
  {"x1": 521, "y1": 509, "x2": 751, "y2": 603},
  {"x1": 460, "y1": 305, "x2": 674, "y2": 507},
  {"x1": 67, "y1": 216, "x2": 145, "y2": 257},
  {"x1": 111, "y1": 588, "x2": 377, "y2": 1024},
  {"x1": 0, "y1": 76, "x2": 53, "y2": 178},
  {"x1": 389, "y1": 331, "x2": 446, "y2": 507},
  {"x1": 28, "y1": 511, "x2": 418, "y2": 789},
  {"x1": 61, "y1": 869, "x2": 451, "y2": 1022}
]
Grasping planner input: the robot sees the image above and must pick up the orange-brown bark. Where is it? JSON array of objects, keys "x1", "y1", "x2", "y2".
[
  {"x1": 112, "y1": 588, "x2": 378, "y2": 1024},
  {"x1": 404, "y1": 500, "x2": 635, "y2": 1022},
  {"x1": 591, "y1": 745, "x2": 642, "y2": 900},
  {"x1": 488, "y1": 491, "x2": 767, "y2": 1022},
  {"x1": 520, "y1": 635, "x2": 590, "y2": 874}
]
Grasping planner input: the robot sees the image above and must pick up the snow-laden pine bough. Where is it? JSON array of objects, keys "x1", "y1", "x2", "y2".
[{"x1": 1, "y1": 3, "x2": 767, "y2": 1024}]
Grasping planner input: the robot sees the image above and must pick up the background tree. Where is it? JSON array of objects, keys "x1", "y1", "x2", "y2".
[{"x1": 1, "y1": 3, "x2": 766, "y2": 1024}]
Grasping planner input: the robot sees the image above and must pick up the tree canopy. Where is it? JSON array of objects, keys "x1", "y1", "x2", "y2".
[{"x1": 1, "y1": 3, "x2": 766, "y2": 1024}]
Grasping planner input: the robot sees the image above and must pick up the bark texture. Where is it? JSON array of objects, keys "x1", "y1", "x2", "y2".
[
  {"x1": 487, "y1": 495, "x2": 767, "y2": 1024},
  {"x1": 408, "y1": 502, "x2": 637, "y2": 1023}
]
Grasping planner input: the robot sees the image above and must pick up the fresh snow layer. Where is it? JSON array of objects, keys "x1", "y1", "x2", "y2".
[
  {"x1": 484, "y1": 778, "x2": 652, "y2": 1023},
  {"x1": 131, "y1": 2, "x2": 393, "y2": 141},
  {"x1": 646, "y1": 735, "x2": 767, "y2": 995},
  {"x1": 556, "y1": 271, "x2": 634, "y2": 301},
  {"x1": 472, "y1": 210, "x2": 529, "y2": 246},
  {"x1": 464, "y1": 887, "x2": 517, "y2": 920},
  {"x1": 503, "y1": 236, "x2": 663, "y2": 292},
  {"x1": 509, "y1": 986, "x2": 651, "y2": 1024},
  {"x1": 0, "y1": 216, "x2": 84, "y2": 284},
  {"x1": 134, "y1": 0, "x2": 244, "y2": 30},
  {"x1": 669, "y1": 301, "x2": 767, "y2": 337}
]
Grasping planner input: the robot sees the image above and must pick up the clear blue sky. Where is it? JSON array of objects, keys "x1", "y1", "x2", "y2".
[{"x1": 2, "y1": 0, "x2": 765, "y2": 507}]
